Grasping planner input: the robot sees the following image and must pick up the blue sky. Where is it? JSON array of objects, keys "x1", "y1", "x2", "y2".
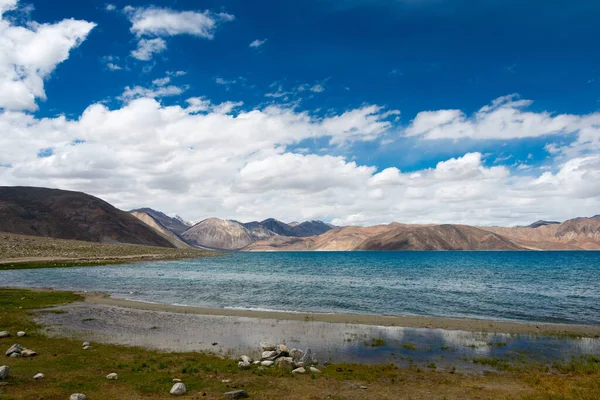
[{"x1": 0, "y1": 0, "x2": 599, "y2": 225}]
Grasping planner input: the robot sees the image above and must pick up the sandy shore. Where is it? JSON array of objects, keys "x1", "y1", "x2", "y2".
[{"x1": 84, "y1": 292, "x2": 600, "y2": 337}]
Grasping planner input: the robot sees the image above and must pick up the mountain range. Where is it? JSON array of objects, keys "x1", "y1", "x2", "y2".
[{"x1": 1, "y1": 186, "x2": 599, "y2": 251}]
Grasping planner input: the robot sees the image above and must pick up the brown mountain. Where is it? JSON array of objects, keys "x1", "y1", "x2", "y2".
[
  {"x1": 0, "y1": 186, "x2": 176, "y2": 248},
  {"x1": 130, "y1": 207, "x2": 190, "y2": 236},
  {"x1": 130, "y1": 210, "x2": 191, "y2": 249},
  {"x1": 244, "y1": 223, "x2": 523, "y2": 251},
  {"x1": 483, "y1": 216, "x2": 600, "y2": 250},
  {"x1": 357, "y1": 224, "x2": 522, "y2": 250},
  {"x1": 182, "y1": 218, "x2": 257, "y2": 250}
]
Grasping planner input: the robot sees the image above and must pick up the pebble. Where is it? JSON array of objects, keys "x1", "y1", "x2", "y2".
[
  {"x1": 82, "y1": 345, "x2": 91, "y2": 350},
  {"x1": 240, "y1": 355, "x2": 252, "y2": 363},
  {"x1": 16, "y1": 332, "x2": 25, "y2": 337},
  {"x1": 0, "y1": 332, "x2": 9, "y2": 339},
  {"x1": 360, "y1": 386, "x2": 368, "y2": 389},
  {"x1": 260, "y1": 342, "x2": 276, "y2": 351},
  {"x1": 0, "y1": 366, "x2": 9, "y2": 379},
  {"x1": 82, "y1": 342, "x2": 89, "y2": 347},
  {"x1": 170, "y1": 382, "x2": 186, "y2": 395},
  {"x1": 292, "y1": 367, "x2": 306, "y2": 374},
  {"x1": 224, "y1": 389, "x2": 249, "y2": 399},
  {"x1": 237, "y1": 361, "x2": 251, "y2": 369},
  {"x1": 172, "y1": 378, "x2": 182, "y2": 382},
  {"x1": 33, "y1": 373, "x2": 45, "y2": 380},
  {"x1": 70, "y1": 394, "x2": 87, "y2": 400},
  {"x1": 221, "y1": 379, "x2": 231, "y2": 383},
  {"x1": 261, "y1": 350, "x2": 277, "y2": 360},
  {"x1": 21, "y1": 349, "x2": 37, "y2": 357},
  {"x1": 260, "y1": 360, "x2": 274, "y2": 367},
  {"x1": 106, "y1": 373, "x2": 118, "y2": 380},
  {"x1": 309, "y1": 367, "x2": 321, "y2": 374}
]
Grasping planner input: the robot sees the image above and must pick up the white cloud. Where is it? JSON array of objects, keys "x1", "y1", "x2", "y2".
[
  {"x1": 3, "y1": 86, "x2": 599, "y2": 226},
  {"x1": 124, "y1": 6, "x2": 234, "y2": 61},
  {"x1": 249, "y1": 38, "x2": 267, "y2": 48},
  {"x1": 119, "y1": 84, "x2": 186, "y2": 102},
  {"x1": 125, "y1": 6, "x2": 234, "y2": 38},
  {"x1": 131, "y1": 38, "x2": 166, "y2": 61},
  {"x1": 152, "y1": 77, "x2": 170, "y2": 87},
  {"x1": 406, "y1": 94, "x2": 591, "y2": 140},
  {"x1": 311, "y1": 84, "x2": 325, "y2": 93},
  {"x1": 102, "y1": 55, "x2": 122, "y2": 71},
  {"x1": 105, "y1": 4, "x2": 116, "y2": 11},
  {"x1": 0, "y1": 0, "x2": 95, "y2": 111}
]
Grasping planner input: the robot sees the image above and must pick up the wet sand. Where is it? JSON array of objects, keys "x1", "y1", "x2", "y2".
[
  {"x1": 34, "y1": 297, "x2": 600, "y2": 371},
  {"x1": 84, "y1": 292, "x2": 600, "y2": 337}
]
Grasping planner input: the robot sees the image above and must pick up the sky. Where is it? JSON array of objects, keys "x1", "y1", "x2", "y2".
[{"x1": 0, "y1": 0, "x2": 599, "y2": 226}]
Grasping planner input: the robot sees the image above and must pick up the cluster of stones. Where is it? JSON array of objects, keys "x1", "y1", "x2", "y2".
[
  {"x1": 238, "y1": 342, "x2": 321, "y2": 375},
  {"x1": 5, "y1": 343, "x2": 37, "y2": 358}
]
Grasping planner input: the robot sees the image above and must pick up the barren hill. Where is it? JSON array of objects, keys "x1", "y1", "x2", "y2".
[
  {"x1": 483, "y1": 216, "x2": 600, "y2": 250},
  {"x1": 0, "y1": 187, "x2": 177, "y2": 248}
]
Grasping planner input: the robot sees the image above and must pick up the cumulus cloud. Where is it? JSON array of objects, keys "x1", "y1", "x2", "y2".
[
  {"x1": 406, "y1": 94, "x2": 595, "y2": 141},
  {"x1": 124, "y1": 5, "x2": 233, "y2": 61},
  {"x1": 249, "y1": 38, "x2": 267, "y2": 48},
  {"x1": 131, "y1": 38, "x2": 166, "y2": 61},
  {"x1": 2, "y1": 90, "x2": 599, "y2": 226},
  {"x1": 125, "y1": 6, "x2": 234, "y2": 38},
  {"x1": 0, "y1": 0, "x2": 95, "y2": 111}
]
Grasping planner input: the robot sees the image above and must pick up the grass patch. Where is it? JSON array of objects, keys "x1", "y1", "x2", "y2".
[
  {"x1": 1, "y1": 288, "x2": 600, "y2": 399},
  {"x1": 402, "y1": 343, "x2": 417, "y2": 351}
]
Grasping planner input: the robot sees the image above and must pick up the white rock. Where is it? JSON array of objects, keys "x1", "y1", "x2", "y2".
[
  {"x1": 238, "y1": 361, "x2": 251, "y2": 369},
  {"x1": 9, "y1": 353, "x2": 19, "y2": 358},
  {"x1": 276, "y1": 357, "x2": 294, "y2": 370},
  {"x1": 21, "y1": 348, "x2": 37, "y2": 357},
  {"x1": 277, "y1": 344, "x2": 289, "y2": 354},
  {"x1": 221, "y1": 379, "x2": 231, "y2": 383},
  {"x1": 170, "y1": 382, "x2": 186, "y2": 395},
  {"x1": 253, "y1": 361, "x2": 260, "y2": 364},
  {"x1": 0, "y1": 332, "x2": 9, "y2": 339},
  {"x1": 16, "y1": 332, "x2": 25, "y2": 337},
  {"x1": 0, "y1": 366, "x2": 9, "y2": 379},
  {"x1": 240, "y1": 355, "x2": 252, "y2": 363},
  {"x1": 33, "y1": 373, "x2": 45, "y2": 380},
  {"x1": 82, "y1": 342, "x2": 89, "y2": 347},
  {"x1": 260, "y1": 342, "x2": 276, "y2": 351},
  {"x1": 261, "y1": 350, "x2": 277, "y2": 360},
  {"x1": 289, "y1": 348, "x2": 304, "y2": 360},
  {"x1": 70, "y1": 394, "x2": 87, "y2": 400},
  {"x1": 292, "y1": 367, "x2": 306, "y2": 374},
  {"x1": 106, "y1": 373, "x2": 118, "y2": 380},
  {"x1": 309, "y1": 367, "x2": 321, "y2": 374},
  {"x1": 82, "y1": 345, "x2": 91, "y2": 350},
  {"x1": 172, "y1": 378, "x2": 182, "y2": 383},
  {"x1": 260, "y1": 360, "x2": 274, "y2": 367},
  {"x1": 5, "y1": 344, "x2": 22, "y2": 356}
]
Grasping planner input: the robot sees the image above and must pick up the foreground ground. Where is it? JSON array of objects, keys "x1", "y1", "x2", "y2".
[
  {"x1": 0, "y1": 233, "x2": 217, "y2": 270},
  {"x1": 0, "y1": 289, "x2": 599, "y2": 399}
]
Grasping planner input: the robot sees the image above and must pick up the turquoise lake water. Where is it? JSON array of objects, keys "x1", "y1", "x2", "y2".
[{"x1": 2, "y1": 251, "x2": 600, "y2": 325}]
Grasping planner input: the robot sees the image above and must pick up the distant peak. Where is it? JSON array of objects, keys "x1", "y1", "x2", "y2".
[{"x1": 527, "y1": 220, "x2": 560, "y2": 228}]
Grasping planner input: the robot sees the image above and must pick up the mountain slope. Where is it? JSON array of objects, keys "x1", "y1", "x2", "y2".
[
  {"x1": 484, "y1": 216, "x2": 600, "y2": 250},
  {"x1": 130, "y1": 208, "x2": 190, "y2": 236},
  {"x1": 0, "y1": 187, "x2": 176, "y2": 248},
  {"x1": 356, "y1": 224, "x2": 522, "y2": 250},
  {"x1": 130, "y1": 211, "x2": 191, "y2": 249},
  {"x1": 291, "y1": 220, "x2": 334, "y2": 237},
  {"x1": 182, "y1": 218, "x2": 257, "y2": 250}
]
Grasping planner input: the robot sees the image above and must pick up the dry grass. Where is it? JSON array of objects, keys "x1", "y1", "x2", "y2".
[
  {"x1": 0, "y1": 233, "x2": 218, "y2": 269},
  {"x1": 0, "y1": 288, "x2": 599, "y2": 399}
]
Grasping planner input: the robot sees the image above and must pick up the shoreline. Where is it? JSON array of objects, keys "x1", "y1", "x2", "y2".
[{"x1": 82, "y1": 292, "x2": 600, "y2": 337}]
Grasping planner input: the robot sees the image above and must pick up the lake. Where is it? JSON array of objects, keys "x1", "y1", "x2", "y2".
[{"x1": 2, "y1": 251, "x2": 600, "y2": 325}]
